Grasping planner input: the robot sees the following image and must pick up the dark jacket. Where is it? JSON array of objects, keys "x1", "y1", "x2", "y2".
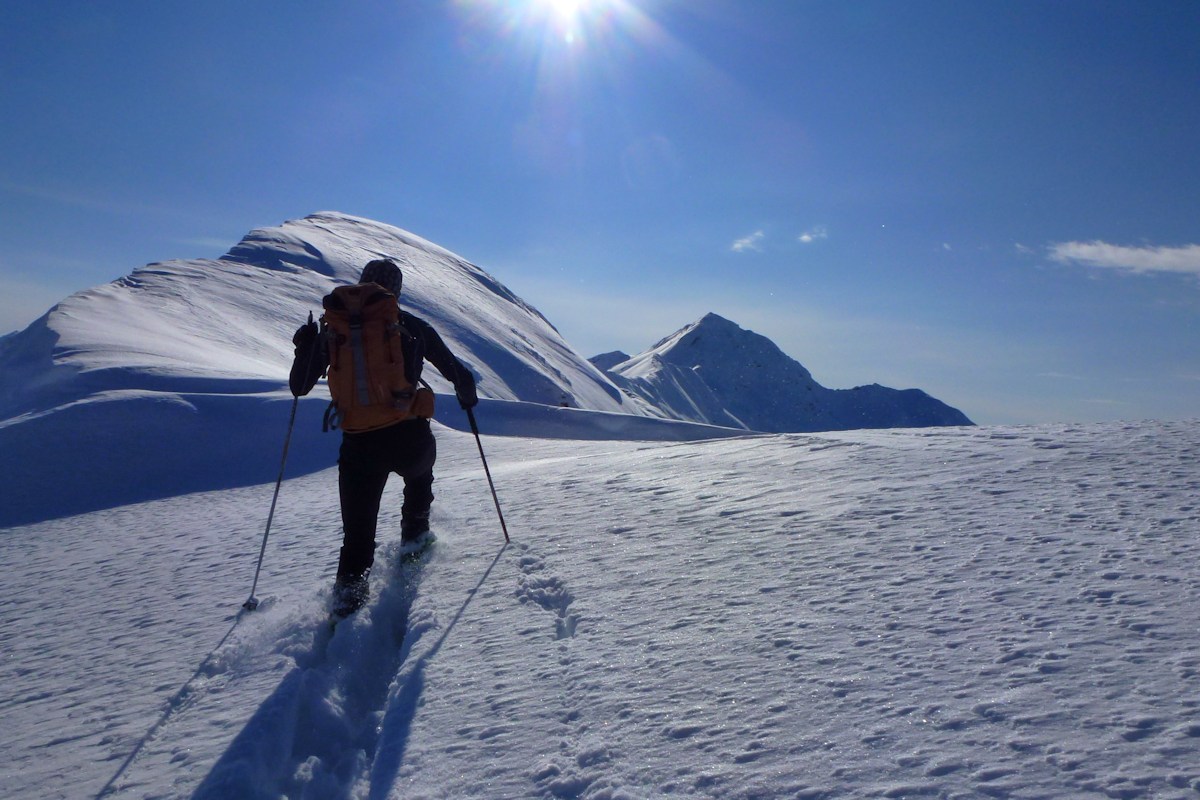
[
  {"x1": 289, "y1": 308, "x2": 477, "y2": 407},
  {"x1": 396, "y1": 310, "x2": 476, "y2": 395}
]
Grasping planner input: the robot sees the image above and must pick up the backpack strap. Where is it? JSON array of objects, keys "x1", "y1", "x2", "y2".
[
  {"x1": 322, "y1": 402, "x2": 339, "y2": 433},
  {"x1": 347, "y1": 313, "x2": 372, "y2": 406}
]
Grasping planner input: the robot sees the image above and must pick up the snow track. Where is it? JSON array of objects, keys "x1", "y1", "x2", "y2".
[{"x1": 191, "y1": 540, "x2": 425, "y2": 799}]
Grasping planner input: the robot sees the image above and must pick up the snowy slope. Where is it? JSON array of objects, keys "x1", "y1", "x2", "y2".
[
  {"x1": 0, "y1": 212, "x2": 624, "y2": 418},
  {"x1": 220, "y1": 213, "x2": 627, "y2": 412},
  {"x1": 601, "y1": 313, "x2": 973, "y2": 432},
  {"x1": 3, "y1": 415, "x2": 1198, "y2": 799},
  {"x1": 0, "y1": 212, "x2": 644, "y2": 526}
]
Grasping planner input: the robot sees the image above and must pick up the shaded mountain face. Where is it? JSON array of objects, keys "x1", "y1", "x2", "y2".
[{"x1": 598, "y1": 313, "x2": 973, "y2": 432}]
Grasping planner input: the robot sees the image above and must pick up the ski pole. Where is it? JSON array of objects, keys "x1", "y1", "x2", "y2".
[
  {"x1": 243, "y1": 312, "x2": 322, "y2": 610},
  {"x1": 243, "y1": 394, "x2": 299, "y2": 611},
  {"x1": 466, "y1": 406, "x2": 509, "y2": 543},
  {"x1": 244, "y1": 311, "x2": 322, "y2": 611}
]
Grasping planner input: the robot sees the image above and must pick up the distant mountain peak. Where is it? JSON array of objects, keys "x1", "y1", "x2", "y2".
[
  {"x1": 600, "y1": 312, "x2": 973, "y2": 433},
  {"x1": 653, "y1": 311, "x2": 738, "y2": 346},
  {"x1": 697, "y1": 311, "x2": 736, "y2": 326},
  {"x1": 646, "y1": 314, "x2": 814, "y2": 385},
  {"x1": 588, "y1": 351, "x2": 632, "y2": 373}
]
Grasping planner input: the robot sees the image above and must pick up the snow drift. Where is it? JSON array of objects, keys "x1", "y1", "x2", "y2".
[{"x1": 0, "y1": 212, "x2": 627, "y2": 420}]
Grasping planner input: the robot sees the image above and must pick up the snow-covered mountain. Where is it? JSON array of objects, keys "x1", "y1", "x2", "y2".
[
  {"x1": 0, "y1": 212, "x2": 968, "y2": 527},
  {"x1": 0, "y1": 211, "x2": 626, "y2": 420},
  {"x1": 596, "y1": 313, "x2": 973, "y2": 432},
  {"x1": 0, "y1": 212, "x2": 688, "y2": 526}
]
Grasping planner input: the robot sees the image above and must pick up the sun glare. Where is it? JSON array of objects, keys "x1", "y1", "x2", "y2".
[
  {"x1": 455, "y1": 0, "x2": 652, "y2": 54},
  {"x1": 541, "y1": 0, "x2": 590, "y2": 17},
  {"x1": 527, "y1": 0, "x2": 624, "y2": 46},
  {"x1": 543, "y1": 0, "x2": 586, "y2": 42}
]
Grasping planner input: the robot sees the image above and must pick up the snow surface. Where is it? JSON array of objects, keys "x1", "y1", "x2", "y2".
[
  {"x1": 0, "y1": 212, "x2": 631, "y2": 418},
  {"x1": 3, "y1": 416, "x2": 1200, "y2": 799}
]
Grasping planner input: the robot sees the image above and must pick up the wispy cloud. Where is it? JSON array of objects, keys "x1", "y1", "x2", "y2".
[
  {"x1": 1049, "y1": 241, "x2": 1200, "y2": 276},
  {"x1": 173, "y1": 237, "x2": 236, "y2": 253},
  {"x1": 0, "y1": 181, "x2": 241, "y2": 235},
  {"x1": 1, "y1": 179, "x2": 162, "y2": 218},
  {"x1": 798, "y1": 226, "x2": 827, "y2": 244},
  {"x1": 731, "y1": 230, "x2": 765, "y2": 253}
]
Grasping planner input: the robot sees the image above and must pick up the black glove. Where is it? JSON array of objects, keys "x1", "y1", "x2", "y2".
[
  {"x1": 456, "y1": 374, "x2": 478, "y2": 410},
  {"x1": 293, "y1": 319, "x2": 318, "y2": 350},
  {"x1": 289, "y1": 318, "x2": 325, "y2": 397}
]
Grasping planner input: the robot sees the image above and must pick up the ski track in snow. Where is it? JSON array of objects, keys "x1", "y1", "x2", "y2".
[{"x1": 3, "y1": 420, "x2": 1200, "y2": 799}]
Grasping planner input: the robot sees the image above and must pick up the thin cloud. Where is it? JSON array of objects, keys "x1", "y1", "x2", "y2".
[
  {"x1": 798, "y1": 226, "x2": 828, "y2": 244},
  {"x1": 1036, "y1": 371, "x2": 1086, "y2": 381},
  {"x1": 1, "y1": 179, "x2": 168, "y2": 219},
  {"x1": 173, "y1": 237, "x2": 236, "y2": 253},
  {"x1": 731, "y1": 230, "x2": 765, "y2": 253},
  {"x1": 1049, "y1": 241, "x2": 1200, "y2": 276}
]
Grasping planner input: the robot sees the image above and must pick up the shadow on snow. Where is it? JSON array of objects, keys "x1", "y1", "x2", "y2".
[{"x1": 189, "y1": 543, "x2": 506, "y2": 800}]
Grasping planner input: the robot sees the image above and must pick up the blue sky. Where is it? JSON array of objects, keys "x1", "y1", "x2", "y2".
[{"x1": 2, "y1": 0, "x2": 1197, "y2": 425}]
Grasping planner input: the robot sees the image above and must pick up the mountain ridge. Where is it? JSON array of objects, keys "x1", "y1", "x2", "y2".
[
  {"x1": 0, "y1": 212, "x2": 970, "y2": 525},
  {"x1": 595, "y1": 312, "x2": 972, "y2": 432},
  {"x1": 0, "y1": 212, "x2": 625, "y2": 421},
  {"x1": 0, "y1": 212, "x2": 653, "y2": 525}
]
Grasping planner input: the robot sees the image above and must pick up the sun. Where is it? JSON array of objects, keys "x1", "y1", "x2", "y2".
[
  {"x1": 535, "y1": 0, "x2": 606, "y2": 20},
  {"x1": 539, "y1": 0, "x2": 591, "y2": 16},
  {"x1": 456, "y1": 0, "x2": 643, "y2": 51},
  {"x1": 528, "y1": 0, "x2": 621, "y2": 45},
  {"x1": 453, "y1": 0, "x2": 660, "y2": 75}
]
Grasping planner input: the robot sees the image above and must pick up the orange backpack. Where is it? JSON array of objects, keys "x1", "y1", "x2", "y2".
[{"x1": 321, "y1": 283, "x2": 433, "y2": 432}]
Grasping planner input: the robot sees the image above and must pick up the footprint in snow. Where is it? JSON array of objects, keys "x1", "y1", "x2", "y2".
[{"x1": 513, "y1": 543, "x2": 579, "y2": 640}]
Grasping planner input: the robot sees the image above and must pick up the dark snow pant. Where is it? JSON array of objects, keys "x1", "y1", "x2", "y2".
[{"x1": 336, "y1": 419, "x2": 437, "y2": 581}]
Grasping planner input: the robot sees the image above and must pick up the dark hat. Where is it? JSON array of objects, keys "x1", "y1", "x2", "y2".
[{"x1": 360, "y1": 259, "x2": 403, "y2": 296}]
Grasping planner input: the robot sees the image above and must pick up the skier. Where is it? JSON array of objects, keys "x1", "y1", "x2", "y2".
[{"x1": 289, "y1": 258, "x2": 478, "y2": 618}]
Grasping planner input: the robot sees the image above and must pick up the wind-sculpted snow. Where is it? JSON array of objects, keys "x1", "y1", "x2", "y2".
[{"x1": 4, "y1": 418, "x2": 1199, "y2": 799}]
